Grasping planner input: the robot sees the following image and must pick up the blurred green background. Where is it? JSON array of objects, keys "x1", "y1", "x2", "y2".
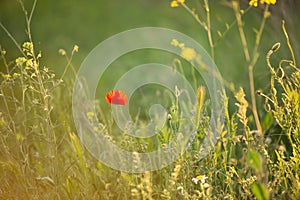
[{"x1": 1, "y1": 0, "x2": 299, "y2": 111}]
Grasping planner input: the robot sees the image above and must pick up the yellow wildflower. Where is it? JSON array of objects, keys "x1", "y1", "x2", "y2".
[
  {"x1": 249, "y1": 0, "x2": 258, "y2": 7},
  {"x1": 37, "y1": 52, "x2": 42, "y2": 59},
  {"x1": 13, "y1": 73, "x2": 21, "y2": 79},
  {"x1": 261, "y1": 0, "x2": 276, "y2": 5},
  {"x1": 171, "y1": 39, "x2": 179, "y2": 47},
  {"x1": 249, "y1": 0, "x2": 276, "y2": 7},
  {"x1": 178, "y1": 43, "x2": 185, "y2": 49},
  {"x1": 181, "y1": 47, "x2": 196, "y2": 61},
  {"x1": 171, "y1": 1, "x2": 179, "y2": 7},
  {"x1": 58, "y1": 49, "x2": 66, "y2": 56},
  {"x1": 1, "y1": 49, "x2": 6, "y2": 55},
  {"x1": 86, "y1": 112, "x2": 95, "y2": 120},
  {"x1": 15, "y1": 57, "x2": 27, "y2": 66},
  {"x1": 26, "y1": 59, "x2": 33, "y2": 68},
  {"x1": 73, "y1": 45, "x2": 79, "y2": 53},
  {"x1": 170, "y1": 0, "x2": 185, "y2": 8},
  {"x1": 2, "y1": 74, "x2": 12, "y2": 80}
]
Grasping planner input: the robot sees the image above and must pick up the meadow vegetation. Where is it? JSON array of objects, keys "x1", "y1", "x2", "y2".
[{"x1": 0, "y1": 0, "x2": 299, "y2": 199}]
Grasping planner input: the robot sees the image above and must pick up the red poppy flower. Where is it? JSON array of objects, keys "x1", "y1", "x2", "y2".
[{"x1": 105, "y1": 90, "x2": 128, "y2": 106}]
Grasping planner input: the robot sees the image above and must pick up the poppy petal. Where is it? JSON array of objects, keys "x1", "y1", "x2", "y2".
[{"x1": 105, "y1": 90, "x2": 128, "y2": 105}]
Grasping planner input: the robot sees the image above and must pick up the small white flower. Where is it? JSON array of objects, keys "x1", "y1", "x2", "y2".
[
  {"x1": 192, "y1": 175, "x2": 208, "y2": 184},
  {"x1": 192, "y1": 177, "x2": 199, "y2": 184}
]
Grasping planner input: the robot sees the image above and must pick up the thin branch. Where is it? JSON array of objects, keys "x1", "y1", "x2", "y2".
[
  {"x1": 204, "y1": 0, "x2": 214, "y2": 59},
  {"x1": 29, "y1": 0, "x2": 38, "y2": 26},
  {"x1": 232, "y1": 1, "x2": 250, "y2": 62},
  {"x1": 282, "y1": 20, "x2": 296, "y2": 68},
  {"x1": 0, "y1": 22, "x2": 27, "y2": 58}
]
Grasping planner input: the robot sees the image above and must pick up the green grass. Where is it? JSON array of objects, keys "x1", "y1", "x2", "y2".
[{"x1": 0, "y1": 0, "x2": 300, "y2": 199}]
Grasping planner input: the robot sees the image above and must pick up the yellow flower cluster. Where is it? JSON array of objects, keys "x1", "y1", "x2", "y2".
[
  {"x1": 249, "y1": 0, "x2": 276, "y2": 7},
  {"x1": 171, "y1": 39, "x2": 197, "y2": 61},
  {"x1": 170, "y1": 0, "x2": 185, "y2": 8},
  {"x1": 181, "y1": 48, "x2": 196, "y2": 61}
]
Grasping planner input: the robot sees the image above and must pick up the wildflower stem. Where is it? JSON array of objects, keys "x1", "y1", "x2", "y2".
[
  {"x1": 196, "y1": 86, "x2": 205, "y2": 129},
  {"x1": 181, "y1": 3, "x2": 206, "y2": 30},
  {"x1": 60, "y1": 52, "x2": 77, "y2": 80},
  {"x1": 19, "y1": 0, "x2": 35, "y2": 58},
  {"x1": 282, "y1": 20, "x2": 296, "y2": 68},
  {"x1": 28, "y1": 0, "x2": 37, "y2": 26},
  {"x1": 266, "y1": 44, "x2": 285, "y2": 100},
  {"x1": 0, "y1": 22, "x2": 27, "y2": 58},
  {"x1": 191, "y1": 64, "x2": 197, "y2": 90},
  {"x1": 213, "y1": 7, "x2": 251, "y2": 47},
  {"x1": 251, "y1": 5, "x2": 269, "y2": 60},
  {"x1": 19, "y1": 0, "x2": 59, "y2": 192},
  {"x1": 0, "y1": 87, "x2": 17, "y2": 134},
  {"x1": 182, "y1": 1, "x2": 215, "y2": 58},
  {"x1": 248, "y1": 61, "x2": 262, "y2": 137},
  {"x1": 232, "y1": 1, "x2": 250, "y2": 62},
  {"x1": 204, "y1": 0, "x2": 214, "y2": 59},
  {"x1": 213, "y1": 19, "x2": 237, "y2": 48},
  {"x1": 232, "y1": 1, "x2": 263, "y2": 136},
  {"x1": 248, "y1": 5, "x2": 270, "y2": 138},
  {"x1": 2, "y1": 55, "x2": 19, "y2": 112}
]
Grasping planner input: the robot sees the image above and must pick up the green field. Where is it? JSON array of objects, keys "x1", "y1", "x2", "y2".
[{"x1": 0, "y1": 0, "x2": 299, "y2": 199}]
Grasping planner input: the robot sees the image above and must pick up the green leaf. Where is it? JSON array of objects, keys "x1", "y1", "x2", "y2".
[
  {"x1": 251, "y1": 183, "x2": 269, "y2": 200},
  {"x1": 262, "y1": 112, "x2": 274, "y2": 132},
  {"x1": 247, "y1": 149, "x2": 263, "y2": 173}
]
